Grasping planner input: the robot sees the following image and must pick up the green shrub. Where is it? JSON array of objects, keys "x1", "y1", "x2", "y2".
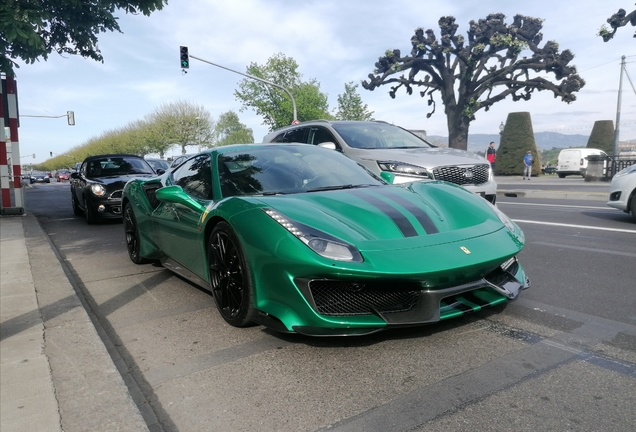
[{"x1": 496, "y1": 112, "x2": 540, "y2": 176}]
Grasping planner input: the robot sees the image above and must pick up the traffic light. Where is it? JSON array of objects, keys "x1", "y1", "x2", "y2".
[
  {"x1": 180, "y1": 46, "x2": 189, "y2": 69},
  {"x1": 50, "y1": 151, "x2": 53, "y2": 157}
]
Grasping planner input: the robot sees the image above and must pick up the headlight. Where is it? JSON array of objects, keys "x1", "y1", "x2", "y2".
[
  {"x1": 263, "y1": 209, "x2": 363, "y2": 262},
  {"x1": 377, "y1": 161, "x2": 431, "y2": 178},
  {"x1": 614, "y1": 164, "x2": 636, "y2": 178},
  {"x1": 91, "y1": 184, "x2": 106, "y2": 196}
]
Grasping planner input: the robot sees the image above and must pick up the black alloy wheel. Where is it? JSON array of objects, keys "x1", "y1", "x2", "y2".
[
  {"x1": 124, "y1": 203, "x2": 151, "y2": 264},
  {"x1": 84, "y1": 195, "x2": 97, "y2": 224},
  {"x1": 71, "y1": 192, "x2": 83, "y2": 216},
  {"x1": 208, "y1": 222, "x2": 256, "y2": 327}
]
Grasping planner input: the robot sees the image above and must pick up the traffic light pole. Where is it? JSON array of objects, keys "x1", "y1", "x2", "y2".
[
  {"x1": 187, "y1": 54, "x2": 298, "y2": 124},
  {"x1": 21, "y1": 111, "x2": 75, "y2": 125}
]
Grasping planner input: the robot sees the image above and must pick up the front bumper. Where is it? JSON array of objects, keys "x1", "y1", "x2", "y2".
[
  {"x1": 89, "y1": 197, "x2": 123, "y2": 218},
  {"x1": 256, "y1": 257, "x2": 529, "y2": 336}
]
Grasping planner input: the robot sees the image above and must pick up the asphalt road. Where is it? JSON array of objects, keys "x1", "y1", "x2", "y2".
[{"x1": 25, "y1": 179, "x2": 636, "y2": 432}]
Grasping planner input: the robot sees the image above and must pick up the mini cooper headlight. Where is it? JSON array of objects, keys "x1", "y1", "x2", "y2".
[
  {"x1": 91, "y1": 184, "x2": 106, "y2": 196},
  {"x1": 263, "y1": 208, "x2": 363, "y2": 262},
  {"x1": 377, "y1": 161, "x2": 431, "y2": 178}
]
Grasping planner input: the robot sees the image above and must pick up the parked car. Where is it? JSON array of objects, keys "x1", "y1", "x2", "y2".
[
  {"x1": 56, "y1": 169, "x2": 71, "y2": 182},
  {"x1": 169, "y1": 154, "x2": 194, "y2": 168},
  {"x1": 556, "y1": 148, "x2": 607, "y2": 178},
  {"x1": 145, "y1": 158, "x2": 170, "y2": 174},
  {"x1": 263, "y1": 120, "x2": 497, "y2": 203},
  {"x1": 607, "y1": 163, "x2": 636, "y2": 222},
  {"x1": 30, "y1": 171, "x2": 50, "y2": 184},
  {"x1": 71, "y1": 154, "x2": 156, "y2": 224},
  {"x1": 122, "y1": 143, "x2": 529, "y2": 336}
]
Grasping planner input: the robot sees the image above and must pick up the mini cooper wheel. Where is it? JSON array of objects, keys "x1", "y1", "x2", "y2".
[
  {"x1": 71, "y1": 192, "x2": 83, "y2": 216},
  {"x1": 124, "y1": 203, "x2": 151, "y2": 264},
  {"x1": 208, "y1": 222, "x2": 256, "y2": 327},
  {"x1": 84, "y1": 196, "x2": 97, "y2": 224}
]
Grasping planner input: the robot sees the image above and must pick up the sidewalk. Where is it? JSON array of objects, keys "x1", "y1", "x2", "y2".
[{"x1": 1, "y1": 214, "x2": 148, "y2": 432}]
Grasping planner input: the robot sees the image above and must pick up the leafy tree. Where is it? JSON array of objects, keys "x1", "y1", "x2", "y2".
[
  {"x1": 599, "y1": 6, "x2": 636, "y2": 41},
  {"x1": 234, "y1": 53, "x2": 332, "y2": 131},
  {"x1": 496, "y1": 112, "x2": 539, "y2": 176},
  {"x1": 362, "y1": 14, "x2": 586, "y2": 150},
  {"x1": 150, "y1": 101, "x2": 214, "y2": 155},
  {"x1": 334, "y1": 82, "x2": 374, "y2": 121},
  {"x1": 211, "y1": 111, "x2": 254, "y2": 147},
  {"x1": 0, "y1": 0, "x2": 167, "y2": 76}
]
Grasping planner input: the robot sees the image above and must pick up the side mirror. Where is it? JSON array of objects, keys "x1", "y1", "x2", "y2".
[
  {"x1": 70, "y1": 172, "x2": 80, "y2": 179},
  {"x1": 380, "y1": 171, "x2": 395, "y2": 184},
  {"x1": 318, "y1": 142, "x2": 337, "y2": 151},
  {"x1": 155, "y1": 169, "x2": 166, "y2": 175},
  {"x1": 155, "y1": 185, "x2": 205, "y2": 212}
]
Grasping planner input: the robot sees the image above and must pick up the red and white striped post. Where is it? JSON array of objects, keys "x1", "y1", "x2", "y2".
[{"x1": 1, "y1": 75, "x2": 24, "y2": 214}]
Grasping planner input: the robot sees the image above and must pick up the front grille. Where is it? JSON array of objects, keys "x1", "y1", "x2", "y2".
[
  {"x1": 309, "y1": 280, "x2": 420, "y2": 316},
  {"x1": 432, "y1": 164, "x2": 490, "y2": 186},
  {"x1": 109, "y1": 190, "x2": 123, "y2": 199}
]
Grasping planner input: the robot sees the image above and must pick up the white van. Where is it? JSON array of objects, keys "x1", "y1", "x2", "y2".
[{"x1": 556, "y1": 148, "x2": 608, "y2": 178}]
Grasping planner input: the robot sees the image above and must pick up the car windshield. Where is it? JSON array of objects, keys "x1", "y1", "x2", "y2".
[
  {"x1": 331, "y1": 122, "x2": 435, "y2": 150},
  {"x1": 86, "y1": 156, "x2": 154, "y2": 178},
  {"x1": 146, "y1": 159, "x2": 170, "y2": 171},
  {"x1": 32, "y1": 171, "x2": 46, "y2": 176},
  {"x1": 218, "y1": 145, "x2": 384, "y2": 198}
]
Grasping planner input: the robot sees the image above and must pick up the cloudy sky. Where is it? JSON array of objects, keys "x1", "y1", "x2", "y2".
[{"x1": 9, "y1": 0, "x2": 636, "y2": 164}]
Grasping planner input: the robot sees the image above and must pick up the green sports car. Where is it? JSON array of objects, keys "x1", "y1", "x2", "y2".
[{"x1": 122, "y1": 143, "x2": 529, "y2": 336}]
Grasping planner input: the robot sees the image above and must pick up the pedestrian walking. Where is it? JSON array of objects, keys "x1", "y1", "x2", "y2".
[
  {"x1": 486, "y1": 142, "x2": 497, "y2": 172},
  {"x1": 523, "y1": 151, "x2": 534, "y2": 180}
]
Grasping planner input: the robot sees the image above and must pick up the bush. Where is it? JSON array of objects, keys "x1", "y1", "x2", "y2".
[{"x1": 496, "y1": 112, "x2": 540, "y2": 176}]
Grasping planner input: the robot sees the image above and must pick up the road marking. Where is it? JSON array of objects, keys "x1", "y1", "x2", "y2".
[
  {"x1": 513, "y1": 219, "x2": 636, "y2": 234},
  {"x1": 499, "y1": 201, "x2": 609, "y2": 210},
  {"x1": 531, "y1": 241, "x2": 636, "y2": 257}
]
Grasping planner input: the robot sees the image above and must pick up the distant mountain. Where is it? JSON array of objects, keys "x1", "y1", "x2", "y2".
[{"x1": 426, "y1": 132, "x2": 590, "y2": 152}]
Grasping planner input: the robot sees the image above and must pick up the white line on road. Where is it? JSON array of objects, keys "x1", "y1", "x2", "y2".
[
  {"x1": 512, "y1": 219, "x2": 636, "y2": 234},
  {"x1": 498, "y1": 201, "x2": 609, "y2": 210}
]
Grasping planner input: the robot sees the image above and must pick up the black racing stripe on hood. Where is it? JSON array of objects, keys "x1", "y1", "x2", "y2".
[
  {"x1": 349, "y1": 190, "x2": 418, "y2": 237},
  {"x1": 374, "y1": 189, "x2": 439, "y2": 234}
]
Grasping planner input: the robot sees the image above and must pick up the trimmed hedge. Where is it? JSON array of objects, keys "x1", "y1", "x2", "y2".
[
  {"x1": 587, "y1": 120, "x2": 614, "y2": 155},
  {"x1": 495, "y1": 112, "x2": 540, "y2": 176}
]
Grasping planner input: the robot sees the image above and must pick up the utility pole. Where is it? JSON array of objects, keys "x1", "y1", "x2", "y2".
[{"x1": 612, "y1": 55, "x2": 625, "y2": 157}]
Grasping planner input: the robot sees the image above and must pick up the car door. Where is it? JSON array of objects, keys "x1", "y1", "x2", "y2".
[
  {"x1": 72, "y1": 162, "x2": 89, "y2": 210},
  {"x1": 152, "y1": 154, "x2": 214, "y2": 279}
]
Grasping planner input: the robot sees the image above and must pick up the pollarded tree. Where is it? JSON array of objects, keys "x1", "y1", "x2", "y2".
[
  {"x1": 1, "y1": 0, "x2": 167, "y2": 76},
  {"x1": 362, "y1": 14, "x2": 586, "y2": 150},
  {"x1": 234, "y1": 53, "x2": 332, "y2": 131},
  {"x1": 334, "y1": 82, "x2": 374, "y2": 121},
  {"x1": 599, "y1": 6, "x2": 636, "y2": 41}
]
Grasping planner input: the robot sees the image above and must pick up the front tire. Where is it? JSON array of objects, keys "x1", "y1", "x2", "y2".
[
  {"x1": 71, "y1": 192, "x2": 83, "y2": 216},
  {"x1": 208, "y1": 222, "x2": 256, "y2": 327},
  {"x1": 630, "y1": 195, "x2": 636, "y2": 223},
  {"x1": 84, "y1": 196, "x2": 97, "y2": 224},
  {"x1": 558, "y1": 173, "x2": 566, "y2": 179},
  {"x1": 124, "y1": 203, "x2": 151, "y2": 264}
]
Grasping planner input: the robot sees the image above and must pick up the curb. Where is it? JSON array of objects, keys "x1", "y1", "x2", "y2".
[{"x1": 21, "y1": 214, "x2": 150, "y2": 432}]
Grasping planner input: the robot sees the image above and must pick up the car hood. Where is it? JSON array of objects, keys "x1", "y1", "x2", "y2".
[
  {"x1": 356, "y1": 147, "x2": 488, "y2": 168},
  {"x1": 241, "y1": 182, "x2": 506, "y2": 250}
]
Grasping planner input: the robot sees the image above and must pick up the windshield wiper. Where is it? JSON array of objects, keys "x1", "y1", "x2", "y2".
[
  {"x1": 306, "y1": 184, "x2": 377, "y2": 193},
  {"x1": 261, "y1": 191, "x2": 290, "y2": 196}
]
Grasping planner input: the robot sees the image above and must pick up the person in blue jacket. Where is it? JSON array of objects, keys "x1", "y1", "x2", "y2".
[{"x1": 523, "y1": 151, "x2": 534, "y2": 180}]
